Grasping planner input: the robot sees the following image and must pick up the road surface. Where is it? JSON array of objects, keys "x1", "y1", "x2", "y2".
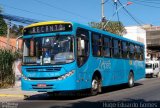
[{"x1": 1, "y1": 78, "x2": 160, "y2": 108}]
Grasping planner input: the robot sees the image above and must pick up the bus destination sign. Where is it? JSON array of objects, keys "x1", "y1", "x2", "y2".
[{"x1": 23, "y1": 24, "x2": 72, "y2": 35}]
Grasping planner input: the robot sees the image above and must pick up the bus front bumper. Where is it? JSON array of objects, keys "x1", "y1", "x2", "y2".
[{"x1": 21, "y1": 71, "x2": 77, "y2": 92}]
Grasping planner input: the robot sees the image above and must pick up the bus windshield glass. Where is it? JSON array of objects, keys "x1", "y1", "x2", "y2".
[{"x1": 23, "y1": 35, "x2": 74, "y2": 65}]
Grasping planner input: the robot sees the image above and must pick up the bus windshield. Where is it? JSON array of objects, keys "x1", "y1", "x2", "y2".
[{"x1": 23, "y1": 35, "x2": 74, "y2": 65}]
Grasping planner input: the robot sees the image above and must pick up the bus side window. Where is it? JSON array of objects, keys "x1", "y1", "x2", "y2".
[
  {"x1": 92, "y1": 33, "x2": 102, "y2": 57},
  {"x1": 134, "y1": 45, "x2": 137, "y2": 60},
  {"x1": 122, "y1": 41, "x2": 127, "y2": 58},
  {"x1": 76, "y1": 28, "x2": 89, "y2": 67},
  {"x1": 118, "y1": 40, "x2": 122, "y2": 58},
  {"x1": 129, "y1": 43, "x2": 134, "y2": 59},
  {"x1": 113, "y1": 39, "x2": 120, "y2": 58},
  {"x1": 103, "y1": 36, "x2": 110, "y2": 57},
  {"x1": 140, "y1": 46, "x2": 144, "y2": 61},
  {"x1": 127, "y1": 42, "x2": 130, "y2": 59}
]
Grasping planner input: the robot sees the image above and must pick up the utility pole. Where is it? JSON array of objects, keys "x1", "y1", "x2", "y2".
[
  {"x1": 6, "y1": 20, "x2": 11, "y2": 49},
  {"x1": 101, "y1": 0, "x2": 104, "y2": 20},
  {"x1": 101, "y1": 0, "x2": 107, "y2": 22},
  {"x1": 113, "y1": 0, "x2": 118, "y2": 4},
  {"x1": 103, "y1": 1, "x2": 132, "y2": 29}
]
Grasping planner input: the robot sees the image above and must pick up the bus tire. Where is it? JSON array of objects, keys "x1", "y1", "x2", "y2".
[
  {"x1": 128, "y1": 72, "x2": 134, "y2": 88},
  {"x1": 157, "y1": 72, "x2": 160, "y2": 78},
  {"x1": 90, "y1": 76, "x2": 102, "y2": 96},
  {"x1": 150, "y1": 73, "x2": 154, "y2": 78}
]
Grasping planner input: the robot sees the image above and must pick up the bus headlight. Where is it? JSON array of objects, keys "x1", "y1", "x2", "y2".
[
  {"x1": 22, "y1": 74, "x2": 30, "y2": 81},
  {"x1": 58, "y1": 70, "x2": 75, "y2": 80}
]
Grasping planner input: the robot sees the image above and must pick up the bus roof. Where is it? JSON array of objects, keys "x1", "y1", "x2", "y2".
[
  {"x1": 72, "y1": 22, "x2": 144, "y2": 46},
  {"x1": 25, "y1": 21, "x2": 71, "y2": 28},
  {"x1": 24, "y1": 21, "x2": 144, "y2": 46}
]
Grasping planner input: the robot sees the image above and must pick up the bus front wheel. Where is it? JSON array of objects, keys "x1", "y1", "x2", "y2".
[
  {"x1": 90, "y1": 76, "x2": 102, "y2": 95},
  {"x1": 128, "y1": 72, "x2": 134, "y2": 88}
]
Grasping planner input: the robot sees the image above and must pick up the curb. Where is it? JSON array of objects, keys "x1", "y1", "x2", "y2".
[{"x1": 0, "y1": 94, "x2": 24, "y2": 98}]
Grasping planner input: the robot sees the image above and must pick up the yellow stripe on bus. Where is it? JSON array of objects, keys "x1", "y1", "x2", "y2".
[{"x1": 25, "y1": 21, "x2": 71, "y2": 28}]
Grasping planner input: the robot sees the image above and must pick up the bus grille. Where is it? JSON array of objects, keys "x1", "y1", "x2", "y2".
[
  {"x1": 26, "y1": 67, "x2": 61, "y2": 72},
  {"x1": 28, "y1": 77, "x2": 58, "y2": 80}
]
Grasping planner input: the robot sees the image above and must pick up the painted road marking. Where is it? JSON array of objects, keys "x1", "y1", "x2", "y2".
[{"x1": 0, "y1": 94, "x2": 24, "y2": 98}]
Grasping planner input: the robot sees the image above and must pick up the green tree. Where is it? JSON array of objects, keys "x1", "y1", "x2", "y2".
[
  {"x1": 0, "y1": 49, "x2": 20, "y2": 88},
  {"x1": 0, "y1": 17, "x2": 7, "y2": 35},
  {"x1": 89, "y1": 21, "x2": 126, "y2": 36},
  {"x1": 0, "y1": 6, "x2": 2, "y2": 13},
  {"x1": 0, "y1": 6, "x2": 7, "y2": 36}
]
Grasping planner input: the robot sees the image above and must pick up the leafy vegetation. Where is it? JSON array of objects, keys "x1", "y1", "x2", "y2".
[
  {"x1": 0, "y1": 16, "x2": 7, "y2": 36},
  {"x1": 0, "y1": 6, "x2": 7, "y2": 35},
  {"x1": 0, "y1": 49, "x2": 20, "y2": 88},
  {"x1": 0, "y1": 6, "x2": 23, "y2": 37},
  {"x1": 89, "y1": 21, "x2": 126, "y2": 36}
]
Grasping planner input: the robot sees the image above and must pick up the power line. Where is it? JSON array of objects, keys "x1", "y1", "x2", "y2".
[
  {"x1": 33, "y1": 0, "x2": 94, "y2": 21},
  {"x1": 0, "y1": 13, "x2": 40, "y2": 24},
  {"x1": 115, "y1": 2, "x2": 120, "y2": 23},
  {"x1": 136, "y1": 0, "x2": 160, "y2": 4},
  {"x1": 104, "y1": 0, "x2": 110, "y2": 4},
  {"x1": 118, "y1": 1, "x2": 144, "y2": 27},
  {"x1": 130, "y1": 1, "x2": 160, "y2": 8},
  {"x1": 136, "y1": 0, "x2": 160, "y2": 3},
  {"x1": 110, "y1": 0, "x2": 121, "y2": 33},
  {"x1": 1, "y1": 4, "x2": 63, "y2": 20}
]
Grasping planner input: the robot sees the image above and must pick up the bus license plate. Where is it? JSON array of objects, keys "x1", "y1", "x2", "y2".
[{"x1": 37, "y1": 84, "x2": 46, "y2": 88}]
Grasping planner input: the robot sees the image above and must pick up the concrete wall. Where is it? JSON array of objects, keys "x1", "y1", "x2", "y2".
[{"x1": 0, "y1": 36, "x2": 23, "y2": 51}]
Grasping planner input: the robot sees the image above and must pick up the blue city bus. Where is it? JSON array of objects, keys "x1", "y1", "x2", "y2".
[{"x1": 19, "y1": 21, "x2": 145, "y2": 95}]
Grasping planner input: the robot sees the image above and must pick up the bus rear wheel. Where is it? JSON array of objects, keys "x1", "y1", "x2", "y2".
[
  {"x1": 150, "y1": 73, "x2": 154, "y2": 78},
  {"x1": 128, "y1": 72, "x2": 134, "y2": 88},
  {"x1": 90, "y1": 76, "x2": 102, "y2": 96}
]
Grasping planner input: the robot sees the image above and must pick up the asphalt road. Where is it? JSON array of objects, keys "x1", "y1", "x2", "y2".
[{"x1": 1, "y1": 78, "x2": 160, "y2": 108}]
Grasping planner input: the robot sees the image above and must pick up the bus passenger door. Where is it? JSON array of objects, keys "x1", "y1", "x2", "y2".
[{"x1": 76, "y1": 28, "x2": 90, "y2": 90}]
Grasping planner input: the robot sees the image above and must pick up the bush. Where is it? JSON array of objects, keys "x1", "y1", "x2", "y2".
[{"x1": 0, "y1": 49, "x2": 19, "y2": 88}]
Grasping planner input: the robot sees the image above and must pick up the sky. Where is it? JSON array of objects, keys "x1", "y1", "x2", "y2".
[{"x1": 0, "y1": 0, "x2": 160, "y2": 27}]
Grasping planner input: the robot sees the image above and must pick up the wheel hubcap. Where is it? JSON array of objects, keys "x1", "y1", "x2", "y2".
[
  {"x1": 129, "y1": 76, "x2": 133, "y2": 85},
  {"x1": 92, "y1": 79, "x2": 98, "y2": 90}
]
